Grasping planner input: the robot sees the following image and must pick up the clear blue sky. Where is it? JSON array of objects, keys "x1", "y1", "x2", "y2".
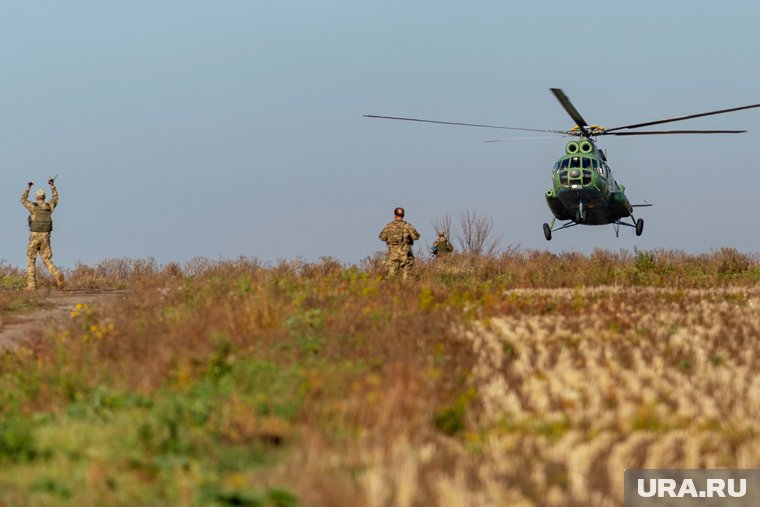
[{"x1": 1, "y1": 1, "x2": 759, "y2": 267}]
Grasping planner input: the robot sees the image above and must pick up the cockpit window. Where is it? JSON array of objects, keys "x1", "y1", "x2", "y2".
[
  {"x1": 570, "y1": 157, "x2": 581, "y2": 168},
  {"x1": 592, "y1": 159, "x2": 598, "y2": 169},
  {"x1": 553, "y1": 161, "x2": 559, "y2": 172},
  {"x1": 560, "y1": 158, "x2": 570, "y2": 169},
  {"x1": 582, "y1": 158, "x2": 591, "y2": 169}
]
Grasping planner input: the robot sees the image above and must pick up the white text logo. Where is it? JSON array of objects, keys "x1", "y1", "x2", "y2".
[{"x1": 637, "y1": 478, "x2": 747, "y2": 498}]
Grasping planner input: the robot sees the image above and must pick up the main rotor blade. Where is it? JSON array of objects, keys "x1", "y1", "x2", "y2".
[
  {"x1": 363, "y1": 114, "x2": 566, "y2": 134},
  {"x1": 606, "y1": 129, "x2": 747, "y2": 136},
  {"x1": 484, "y1": 136, "x2": 559, "y2": 143},
  {"x1": 550, "y1": 88, "x2": 590, "y2": 136},
  {"x1": 606, "y1": 103, "x2": 760, "y2": 132}
]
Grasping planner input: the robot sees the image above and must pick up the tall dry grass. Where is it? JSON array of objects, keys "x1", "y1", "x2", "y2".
[{"x1": 0, "y1": 248, "x2": 759, "y2": 506}]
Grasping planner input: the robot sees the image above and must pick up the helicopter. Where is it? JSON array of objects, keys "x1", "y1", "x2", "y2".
[{"x1": 365, "y1": 89, "x2": 760, "y2": 240}]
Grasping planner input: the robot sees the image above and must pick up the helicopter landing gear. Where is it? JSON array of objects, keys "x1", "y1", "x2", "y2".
[
  {"x1": 542, "y1": 218, "x2": 577, "y2": 240},
  {"x1": 635, "y1": 218, "x2": 644, "y2": 236},
  {"x1": 543, "y1": 223, "x2": 552, "y2": 241},
  {"x1": 575, "y1": 200, "x2": 585, "y2": 224},
  {"x1": 611, "y1": 215, "x2": 645, "y2": 237}
]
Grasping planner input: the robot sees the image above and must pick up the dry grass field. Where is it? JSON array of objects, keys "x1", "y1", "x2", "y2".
[{"x1": 0, "y1": 248, "x2": 759, "y2": 506}]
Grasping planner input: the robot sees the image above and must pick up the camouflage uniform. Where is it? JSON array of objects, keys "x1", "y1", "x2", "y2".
[
  {"x1": 22, "y1": 186, "x2": 64, "y2": 289},
  {"x1": 379, "y1": 219, "x2": 420, "y2": 279},
  {"x1": 432, "y1": 235, "x2": 454, "y2": 257}
]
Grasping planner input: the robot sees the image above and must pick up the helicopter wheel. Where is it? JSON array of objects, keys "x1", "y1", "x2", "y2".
[
  {"x1": 543, "y1": 223, "x2": 552, "y2": 241},
  {"x1": 635, "y1": 218, "x2": 644, "y2": 236}
]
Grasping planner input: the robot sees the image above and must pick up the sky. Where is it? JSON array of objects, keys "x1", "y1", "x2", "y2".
[{"x1": 1, "y1": 1, "x2": 759, "y2": 267}]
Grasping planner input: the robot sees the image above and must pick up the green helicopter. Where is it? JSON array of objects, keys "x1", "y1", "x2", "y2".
[{"x1": 365, "y1": 88, "x2": 760, "y2": 240}]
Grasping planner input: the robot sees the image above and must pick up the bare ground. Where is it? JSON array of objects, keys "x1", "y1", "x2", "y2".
[{"x1": 0, "y1": 289, "x2": 125, "y2": 350}]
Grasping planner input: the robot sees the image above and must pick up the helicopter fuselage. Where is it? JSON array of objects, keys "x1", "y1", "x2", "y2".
[{"x1": 544, "y1": 138, "x2": 631, "y2": 225}]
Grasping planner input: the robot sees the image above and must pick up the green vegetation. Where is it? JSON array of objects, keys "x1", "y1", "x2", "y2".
[{"x1": 0, "y1": 248, "x2": 758, "y2": 506}]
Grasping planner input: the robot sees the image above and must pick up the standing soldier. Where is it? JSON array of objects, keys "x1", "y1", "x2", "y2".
[
  {"x1": 379, "y1": 207, "x2": 420, "y2": 279},
  {"x1": 22, "y1": 179, "x2": 64, "y2": 290},
  {"x1": 431, "y1": 231, "x2": 454, "y2": 258}
]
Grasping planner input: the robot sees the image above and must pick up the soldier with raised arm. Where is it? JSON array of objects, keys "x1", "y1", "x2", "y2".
[
  {"x1": 379, "y1": 207, "x2": 420, "y2": 279},
  {"x1": 22, "y1": 178, "x2": 64, "y2": 290}
]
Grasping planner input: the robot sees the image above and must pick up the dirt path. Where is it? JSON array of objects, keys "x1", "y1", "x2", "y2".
[{"x1": 0, "y1": 289, "x2": 126, "y2": 350}]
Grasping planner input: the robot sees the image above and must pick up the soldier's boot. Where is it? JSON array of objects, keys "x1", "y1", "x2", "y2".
[{"x1": 55, "y1": 274, "x2": 65, "y2": 290}]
